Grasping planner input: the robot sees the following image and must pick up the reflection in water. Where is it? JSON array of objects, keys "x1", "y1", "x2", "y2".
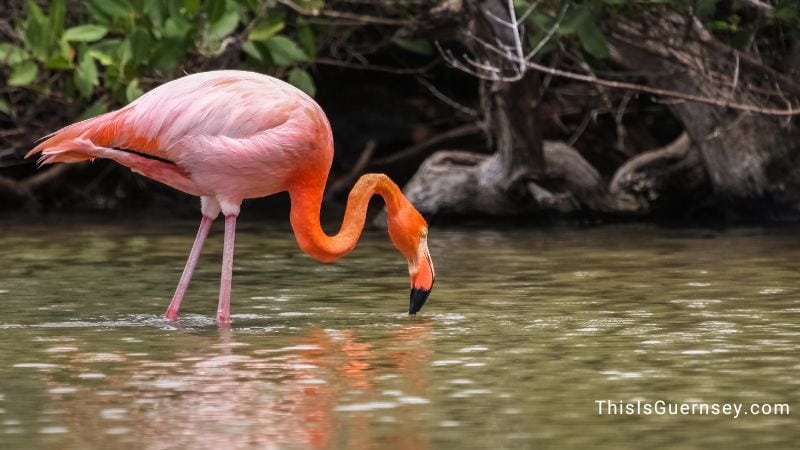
[
  {"x1": 35, "y1": 323, "x2": 432, "y2": 450},
  {"x1": 1, "y1": 223, "x2": 800, "y2": 449}
]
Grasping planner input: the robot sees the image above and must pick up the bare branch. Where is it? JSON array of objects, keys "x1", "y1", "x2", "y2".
[
  {"x1": 517, "y1": 0, "x2": 545, "y2": 25},
  {"x1": 524, "y1": 59, "x2": 800, "y2": 116},
  {"x1": 567, "y1": 110, "x2": 593, "y2": 147},
  {"x1": 728, "y1": 52, "x2": 740, "y2": 101},
  {"x1": 525, "y1": 4, "x2": 569, "y2": 62},
  {"x1": 315, "y1": 58, "x2": 438, "y2": 74},
  {"x1": 436, "y1": 0, "x2": 800, "y2": 116},
  {"x1": 416, "y1": 77, "x2": 478, "y2": 116},
  {"x1": 740, "y1": 0, "x2": 775, "y2": 12},
  {"x1": 327, "y1": 140, "x2": 376, "y2": 198},
  {"x1": 507, "y1": 0, "x2": 525, "y2": 65},
  {"x1": 277, "y1": 0, "x2": 411, "y2": 26},
  {"x1": 374, "y1": 123, "x2": 484, "y2": 165}
]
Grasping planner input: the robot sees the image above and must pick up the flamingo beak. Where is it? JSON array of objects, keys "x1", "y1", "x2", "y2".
[
  {"x1": 409, "y1": 239, "x2": 435, "y2": 315},
  {"x1": 409, "y1": 285, "x2": 431, "y2": 315}
]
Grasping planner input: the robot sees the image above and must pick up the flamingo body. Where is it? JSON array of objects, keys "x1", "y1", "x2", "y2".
[
  {"x1": 32, "y1": 71, "x2": 332, "y2": 214},
  {"x1": 29, "y1": 70, "x2": 435, "y2": 323}
]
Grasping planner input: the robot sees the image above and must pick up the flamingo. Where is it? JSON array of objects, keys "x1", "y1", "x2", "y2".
[{"x1": 27, "y1": 70, "x2": 435, "y2": 323}]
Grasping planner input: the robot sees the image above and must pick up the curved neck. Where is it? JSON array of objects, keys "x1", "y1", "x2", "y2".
[{"x1": 289, "y1": 173, "x2": 406, "y2": 263}]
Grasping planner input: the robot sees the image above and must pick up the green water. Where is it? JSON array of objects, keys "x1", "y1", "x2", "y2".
[{"x1": 0, "y1": 220, "x2": 798, "y2": 449}]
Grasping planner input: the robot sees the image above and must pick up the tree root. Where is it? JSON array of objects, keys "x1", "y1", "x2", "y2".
[{"x1": 399, "y1": 133, "x2": 710, "y2": 220}]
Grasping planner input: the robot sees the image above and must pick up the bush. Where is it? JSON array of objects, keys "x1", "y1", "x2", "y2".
[{"x1": 0, "y1": 0, "x2": 322, "y2": 118}]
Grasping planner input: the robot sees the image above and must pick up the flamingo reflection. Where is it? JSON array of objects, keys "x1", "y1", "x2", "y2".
[{"x1": 39, "y1": 321, "x2": 433, "y2": 449}]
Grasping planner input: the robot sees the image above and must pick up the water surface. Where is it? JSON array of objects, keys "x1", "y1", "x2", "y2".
[{"x1": 0, "y1": 220, "x2": 798, "y2": 449}]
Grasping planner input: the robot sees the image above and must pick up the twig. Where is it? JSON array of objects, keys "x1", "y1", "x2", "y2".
[
  {"x1": 374, "y1": 123, "x2": 483, "y2": 165},
  {"x1": 518, "y1": 0, "x2": 545, "y2": 24},
  {"x1": 327, "y1": 139, "x2": 376, "y2": 198},
  {"x1": 615, "y1": 92, "x2": 633, "y2": 154},
  {"x1": 728, "y1": 51, "x2": 740, "y2": 102},
  {"x1": 277, "y1": 0, "x2": 411, "y2": 26},
  {"x1": 740, "y1": 0, "x2": 775, "y2": 12},
  {"x1": 507, "y1": 0, "x2": 525, "y2": 64},
  {"x1": 0, "y1": 164, "x2": 77, "y2": 205},
  {"x1": 315, "y1": 57, "x2": 438, "y2": 75},
  {"x1": 437, "y1": 0, "x2": 800, "y2": 116},
  {"x1": 525, "y1": 59, "x2": 800, "y2": 115},
  {"x1": 525, "y1": 4, "x2": 569, "y2": 62},
  {"x1": 416, "y1": 77, "x2": 478, "y2": 117},
  {"x1": 567, "y1": 110, "x2": 592, "y2": 147}
]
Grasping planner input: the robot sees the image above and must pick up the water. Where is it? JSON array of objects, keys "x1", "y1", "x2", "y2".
[{"x1": 0, "y1": 219, "x2": 798, "y2": 449}]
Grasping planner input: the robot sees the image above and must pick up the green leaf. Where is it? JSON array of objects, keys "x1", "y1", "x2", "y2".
[
  {"x1": 576, "y1": 19, "x2": 609, "y2": 59},
  {"x1": 150, "y1": 38, "x2": 186, "y2": 72},
  {"x1": 295, "y1": 0, "x2": 323, "y2": 12},
  {"x1": 58, "y1": 38, "x2": 72, "y2": 61},
  {"x1": 49, "y1": 0, "x2": 67, "y2": 38},
  {"x1": 530, "y1": 12, "x2": 553, "y2": 31},
  {"x1": 91, "y1": 38, "x2": 123, "y2": 59},
  {"x1": 0, "y1": 44, "x2": 29, "y2": 65},
  {"x1": 145, "y1": 0, "x2": 167, "y2": 31},
  {"x1": 90, "y1": 0, "x2": 133, "y2": 19},
  {"x1": 248, "y1": 17, "x2": 285, "y2": 42},
  {"x1": 264, "y1": 35, "x2": 307, "y2": 66},
  {"x1": 62, "y1": 25, "x2": 109, "y2": 42},
  {"x1": 118, "y1": 38, "x2": 132, "y2": 67},
  {"x1": 129, "y1": 27, "x2": 152, "y2": 64},
  {"x1": 207, "y1": 10, "x2": 239, "y2": 40},
  {"x1": 559, "y1": 6, "x2": 590, "y2": 35},
  {"x1": 527, "y1": 32, "x2": 557, "y2": 56},
  {"x1": 206, "y1": 0, "x2": 227, "y2": 24},
  {"x1": 392, "y1": 38, "x2": 433, "y2": 55},
  {"x1": 24, "y1": 0, "x2": 51, "y2": 60},
  {"x1": 184, "y1": 0, "x2": 201, "y2": 15},
  {"x1": 45, "y1": 54, "x2": 72, "y2": 69},
  {"x1": 8, "y1": 60, "x2": 38, "y2": 86},
  {"x1": 88, "y1": 48, "x2": 114, "y2": 65},
  {"x1": 288, "y1": 67, "x2": 315, "y2": 97},
  {"x1": 74, "y1": 48, "x2": 99, "y2": 98},
  {"x1": 126, "y1": 78, "x2": 144, "y2": 102},
  {"x1": 0, "y1": 98, "x2": 12, "y2": 116},
  {"x1": 296, "y1": 22, "x2": 316, "y2": 58},
  {"x1": 241, "y1": 41, "x2": 262, "y2": 62},
  {"x1": 165, "y1": 16, "x2": 192, "y2": 39},
  {"x1": 242, "y1": 0, "x2": 259, "y2": 11},
  {"x1": 79, "y1": 100, "x2": 108, "y2": 120}
]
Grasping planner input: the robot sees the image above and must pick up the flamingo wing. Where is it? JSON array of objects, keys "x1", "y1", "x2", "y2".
[
  {"x1": 27, "y1": 70, "x2": 330, "y2": 201},
  {"x1": 27, "y1": 71, "x2": 302, "y2": 165}
]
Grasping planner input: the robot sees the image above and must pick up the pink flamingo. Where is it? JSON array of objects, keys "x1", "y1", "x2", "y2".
[{"x1": 27, "y1": 70, "x2": 435, "y2": 323}]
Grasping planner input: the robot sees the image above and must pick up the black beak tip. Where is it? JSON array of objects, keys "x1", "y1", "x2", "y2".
[{"x1": 409, "y1": 287, "x2": 431, "y2": 315}]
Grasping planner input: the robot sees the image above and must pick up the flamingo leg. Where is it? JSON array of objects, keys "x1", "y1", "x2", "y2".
[
  {"x1": 165, "y1": 215, "x2": 214, "y2": 320},
  {"x1": 216, "y1": 214, "x2": 237, "y2": 323}
]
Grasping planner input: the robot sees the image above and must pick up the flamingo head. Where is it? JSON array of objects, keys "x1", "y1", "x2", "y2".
[{"x1": 387, "y1": 207, "x2": 435, "y2": 315}]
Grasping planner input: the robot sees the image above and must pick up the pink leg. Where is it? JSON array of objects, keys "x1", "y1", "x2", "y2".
[
  {"x1": 216, "y1": 214, "x2": 237, "y2": 323},
  {"x1": 165, "y1": 215, "x2": 214, "y2": 320}
]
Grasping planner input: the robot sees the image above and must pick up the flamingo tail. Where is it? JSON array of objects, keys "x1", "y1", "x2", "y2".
[
  {"x1": 26, "y1": 112, "x2": 120, "y2": 164},
  {"x1": 26, "y1": 110, "x2": 162, "y2": 166}
]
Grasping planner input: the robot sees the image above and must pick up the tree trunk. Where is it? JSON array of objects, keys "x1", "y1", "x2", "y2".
[
  {"x1": 403, "y1": 141, "x2": 623, "y2": 217},
  {"x1": 610, "y1": 133, "x2": 712, "y2": 216},
  {"x1": 396, "y1": 0, "x2": 622, "y2": 219},
  {"x1": 607, "y1": 8, "x2": 800, "y2": 215}
]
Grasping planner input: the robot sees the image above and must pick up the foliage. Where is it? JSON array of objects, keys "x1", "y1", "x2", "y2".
[
  {"x1": 0, "y1": 0, "x2": 323, "y2": 118},
  {"x1": 516, "y1": 0, "x2": 800, "y2": 60}
]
